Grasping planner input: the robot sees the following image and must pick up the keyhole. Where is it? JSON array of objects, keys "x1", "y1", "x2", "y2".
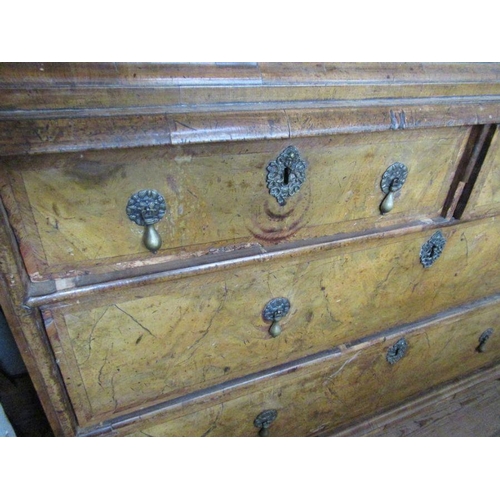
[{"x1": 283, "y1": 167, "x2": 290, "y2": 185}]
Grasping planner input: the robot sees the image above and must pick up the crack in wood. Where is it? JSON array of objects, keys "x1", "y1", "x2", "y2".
[{"x1": 114, "y1": 304, "x2": 157, "y2": 338}]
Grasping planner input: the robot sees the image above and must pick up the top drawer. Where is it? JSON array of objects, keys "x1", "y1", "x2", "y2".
[{"x1": 0, "y1": 127, "x2": 469, "y2": 283}]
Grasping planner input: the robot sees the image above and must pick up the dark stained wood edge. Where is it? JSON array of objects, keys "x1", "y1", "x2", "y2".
[
  {"x1": 441, "y1": 125, "x2": 491, "y2": 218},
  {"x1": 77, "y1": 292, "x2": 500, "y2": 436},
  {"x1": 0, "y1": 168, "x2": 50, "y2": 279},
  {"x1": 25, "y1": 216, "x2": 458, "y2": 309},
  {"x1": 0, "y1": 200, "x2": 77, "y2": 436},
  {"x1": 330, "y1": 361, "x2": 500, "y2": 437},
  {"x1": 1, "y1": 98, "x2": 500, "y2": 156},
  {"x1": 454, "y1": 124, "x2": 498, "y2": 219}
]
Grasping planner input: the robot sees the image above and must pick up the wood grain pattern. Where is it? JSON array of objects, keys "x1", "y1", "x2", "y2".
[
  {"x1": 0, "y1": 127, "x2": 469, "y2": 283},
  {"x1": 108, "y1": 295, "x2": 500, "y2": 437},
  {"x1": 43, "y1": 217, "x2": 500, "y2": 426}
]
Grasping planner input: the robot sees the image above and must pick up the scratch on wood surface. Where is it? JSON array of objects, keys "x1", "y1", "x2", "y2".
[
  {"x1": 432, "y1": 335, "x2": 455, "y2": 362},
  {"x1": 174, "y1": 120, "x2": 197, "y2": 131},
  {"x1": 80, "y1": 306, "x2": 110, "y2": 365},
  {"x1": 461, "y1": 232, "x2": 469, "y2": 266},
  {"x1": 320, "y1": 277, "x2": 342, "y2": 327},
  {"x1": 180, "y1": 281, "x2": 229, "y2": 365},
  {"x1": 201, "y1": 403, "x2": 224, "y2": 437},
  {"x1": 425, "y1": 331, "x2": 431, "y2": 349},
  {"x1": 97, "y1": 343, "x2": 113, "y2": 388},
  {"x1": 92, "y1": 244, "x2": 103, "y2": 260},
  {"x1": 375, "y1": 265, "x2": 396, "y2": 293},
  {"x1": 324, "y1": 352, "x2": 361, "y2": 384},
  {"x1": 208, "y1": 242, "x2": 265, "y2": 254},
  {"x1": 110, "y1": 371, "x2": 119, "y2": 411},
  {"x1": 114, "y1": 304, "x2": 157, "y2": 338}
]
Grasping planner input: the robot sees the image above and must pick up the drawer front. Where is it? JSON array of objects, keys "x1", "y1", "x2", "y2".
[
  {"x1": 463, "y1": 125, "x2": 500, "y2": 218},
  {"x1": 44, "y1": 217, "x2": 500, "y2": 426},
  {"x1": 121, "y1": 297, "x2": 500, "y2": 437},
  {"x1": 0, "y1": 127, "x2": 469, "y2": 282}
]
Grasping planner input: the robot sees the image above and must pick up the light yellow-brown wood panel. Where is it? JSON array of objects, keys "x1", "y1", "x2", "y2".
[
  {"x1": 45, "y1": 217, "x2": 500, "y2": 426},
  {"x1": 0, "y1": 127, "x2": 469, "y2": 282},
  {"x1": 463, "y1": 126, "x2": 500, "y2": 218},
  {"x1": 122, "y1": 297, "x2": 500, "y2": 437}
]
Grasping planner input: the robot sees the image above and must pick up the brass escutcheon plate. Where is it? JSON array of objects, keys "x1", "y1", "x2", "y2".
[
  {"x1": 420, "y1": 231, "x2": 446, "y2": 268},
  {"x1": 380, "y1": 162, "x2": 408, "y2": 194},
  {"x1": 126, "y1": 189, "x2": 167, "y2": 226},
  {"x1": 262, "y1": 297, "x2": 291, "y2": 322},
  {"x1": 386, "y1": 337, "x2": 408, "y2": 364},
  {"x1": 266, "y1": 146, "x2": 307, "y2": 206}
]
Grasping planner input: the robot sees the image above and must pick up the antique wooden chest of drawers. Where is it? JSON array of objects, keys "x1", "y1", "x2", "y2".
[{"x1": 1, "y1": 63, "x2": 500, "y2": 436}]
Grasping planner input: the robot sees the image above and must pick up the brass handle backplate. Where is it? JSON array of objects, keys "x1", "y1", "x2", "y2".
[
  {"x1": 126, "y1": 189, "x2": 167, "y2": 253},
  {"x1": 420, "y1": 231, "x2": 447, "y2": 268},
  {"x1": 386, "y1": 337, "x2": 408, "y2": 364},
  {"x1": 477, "y1": 328, "x2": 494, "y2": 353},
  {"x1": 263, "y1": 297, "x2": 291, "y2": 337},
  {"x1": 254, "y1": 409, "x2": 278, "y2": 437},
  {"x1": 266, "y1": 146, "x2": 307, "y2": 206},
  {"x1": 380, "y1": 162, "x2": 408, "y2": 214}
]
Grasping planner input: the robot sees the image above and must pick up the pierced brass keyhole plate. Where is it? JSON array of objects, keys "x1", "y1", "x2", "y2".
[{"x1": 266, "y1": 146, "x2": 307, "y2": 206}]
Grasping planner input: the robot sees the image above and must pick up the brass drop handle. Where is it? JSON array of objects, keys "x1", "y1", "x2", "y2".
[
  {"x1": 269, "y1": 319, "x2": 283, "y2": 338},
  {"x1": 254, "y1": 409, "x2": 278, "y2": 437},
  {"x1": 143, "y1": 224, "x2": 162, "y2": 252},
  {"x1": 380, "y1": 162, "x2": 408, "y2": 215},
  {"x1": 477, "y1": 328, "x2": 494, "y2": 353},
  {"x1": 126, "y1": 189, "x2": 167, "y2": 253},
  {"x1": 263, "y1": 298, "x2": 291, "y2": 338},
  {"x1": 380, "y1": 179, "x2": 399, "y2": 214}
]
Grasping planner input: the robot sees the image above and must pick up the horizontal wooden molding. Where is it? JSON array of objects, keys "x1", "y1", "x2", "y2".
[
  {"x1": 1, "y1": 62, "x2": 500, "y2": 89},
  {"x1": 2, "y1": 97, "x2": 500, "y2": 156}
]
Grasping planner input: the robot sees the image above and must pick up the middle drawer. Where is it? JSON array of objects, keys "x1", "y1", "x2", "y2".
[{"x1": 43, "y1": 216, "x2": 500, "y2": 426}]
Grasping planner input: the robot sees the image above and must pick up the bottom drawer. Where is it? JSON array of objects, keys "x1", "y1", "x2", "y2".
[{"x1": 94, "y1": 295, "x2": 500, "y2": 437}]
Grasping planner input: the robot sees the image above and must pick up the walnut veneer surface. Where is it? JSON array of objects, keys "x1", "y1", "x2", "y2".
[{"x1": 1, "y1": 63, "x2": 500, "y2": 437}]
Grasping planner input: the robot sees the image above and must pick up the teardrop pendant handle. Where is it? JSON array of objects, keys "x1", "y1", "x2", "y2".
[
  {"x1": 380, "y1": 186, "x2": 396, "y2": 214},
  {"x1": 143, "y1": 224, "x2": 162, "y2": 253},
  {"x1": 380, "y1": 162, "x2": 408, "y2": 215},
  {"x1": 269, "y1": 319, "x2": 282, "y2": 338},
  {"x1": 126, "y1": 189, "x2": 167, "y2": 253},
  {"x1": 263, "y1": 298, "x2": 291, "y2": 338}
]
